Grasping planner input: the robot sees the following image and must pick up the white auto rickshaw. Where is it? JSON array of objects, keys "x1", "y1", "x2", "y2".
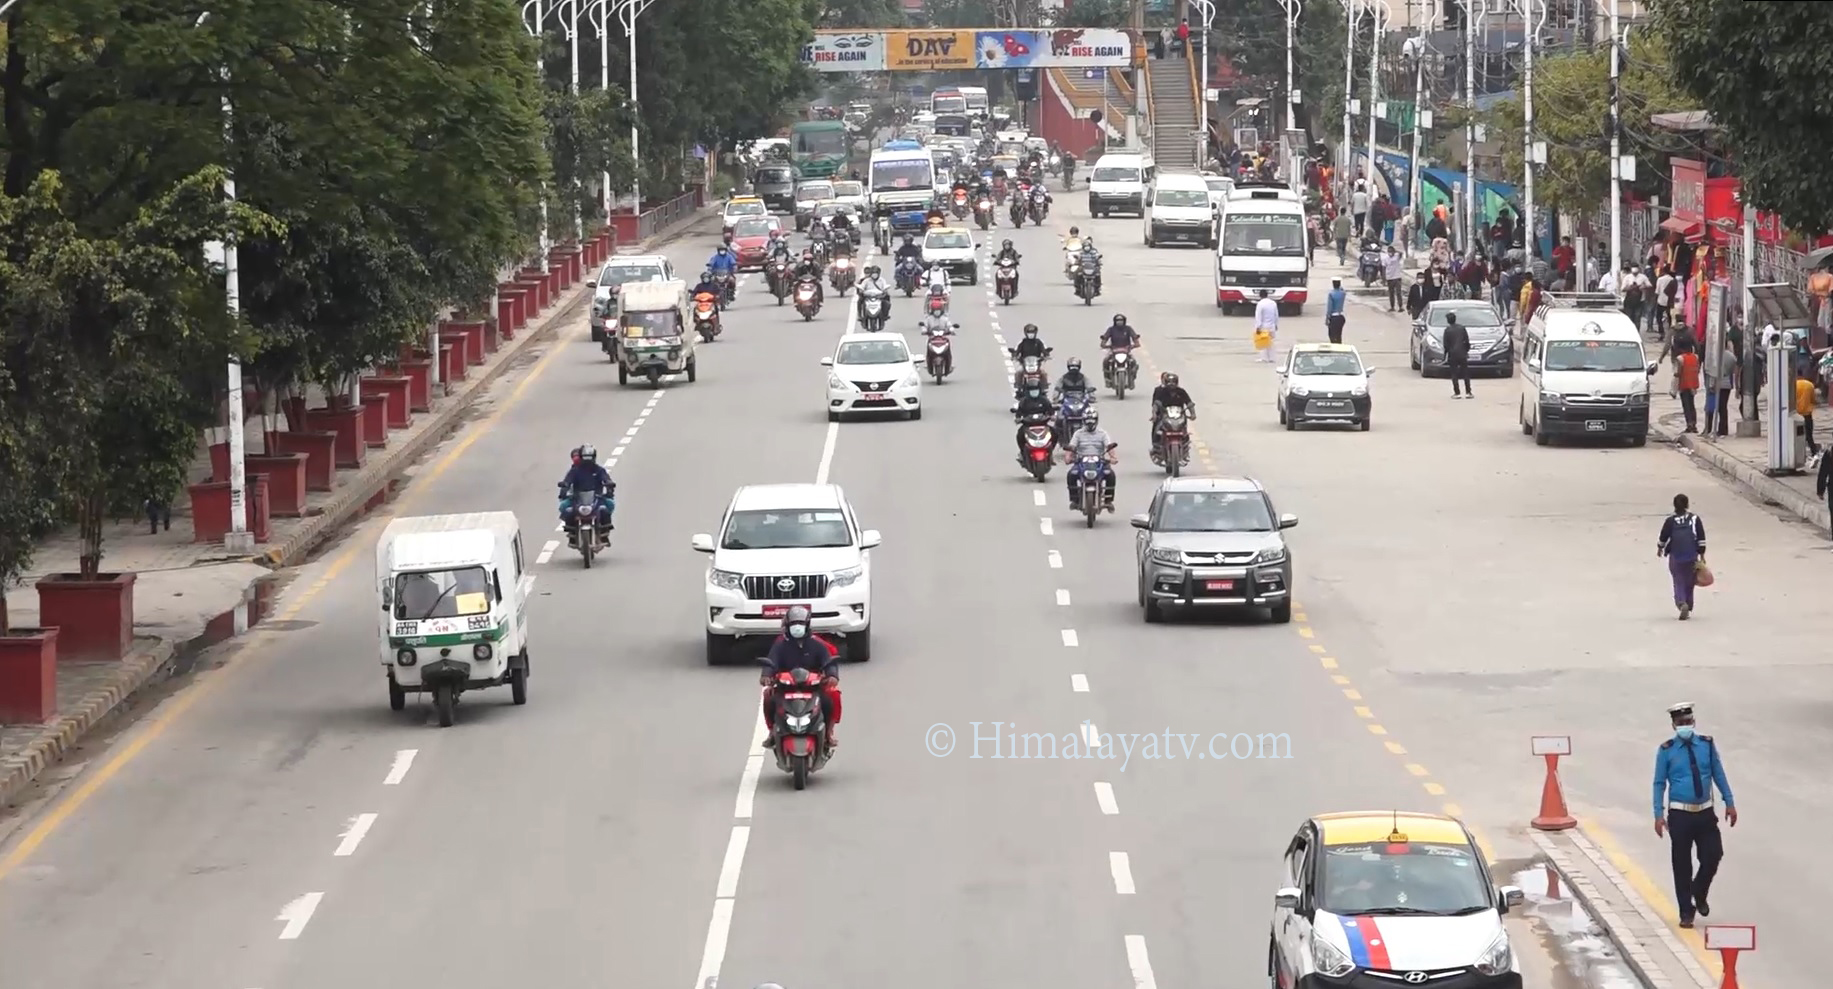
[{"x1": 377, "y1": 512, "x2": 534, "y2": 727}]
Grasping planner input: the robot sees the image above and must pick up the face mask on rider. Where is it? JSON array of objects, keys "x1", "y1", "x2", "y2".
[{"x1": 788, "y1": 624, "x2": 808, "y2": 640}]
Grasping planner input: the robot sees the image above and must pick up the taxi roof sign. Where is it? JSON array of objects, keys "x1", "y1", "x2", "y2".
[{"x1": 1315, "y1": 812, "x2": 1467, "y2": 847}]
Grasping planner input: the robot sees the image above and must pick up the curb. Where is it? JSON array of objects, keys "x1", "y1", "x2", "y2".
[
  {"x1": 1530, "y1": 830, "x2": 1717, "y2": 989},
  {"x1": 0, "y1": 638, "x2": 177, "y2": 810},
  {"x1": 262, "y1": 207, "x2": 721, "y2": 568},
  {"x1": 1650, "y1": 418, "x2": 1831, "y2": 532}
]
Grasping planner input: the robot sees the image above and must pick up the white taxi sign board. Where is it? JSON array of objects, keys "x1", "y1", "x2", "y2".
[
  {"x1": 1703, "y1": 925, "x2": 1756, "y2": 951},
  {"x1": 1529, "y1": 735, "x2": 1571, "y2": 757}
]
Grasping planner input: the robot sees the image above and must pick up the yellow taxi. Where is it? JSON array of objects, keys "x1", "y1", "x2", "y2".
[
  {"x1": 722, "y1": 195, "x2": 767, "y2": 224},
  {"x1": 1269, "y1": 811, "x2": 1523, "y2": 988}
]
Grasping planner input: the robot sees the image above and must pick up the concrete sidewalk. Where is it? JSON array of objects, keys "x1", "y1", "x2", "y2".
[{"x1": 0, "y1": 206, "x2": 720, "y2": 814}]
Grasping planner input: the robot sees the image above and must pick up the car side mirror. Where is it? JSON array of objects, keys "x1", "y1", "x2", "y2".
[
  {"x1": 1527, "y1": 358, "x2": 1541, "y2": 370},
  {"x1": 587, "y1": 278, "x2": 597, "y2": 287},
  {"x1": 860, "y1": 529, "x2": 882, "y2": 549},
  {"x1": 691, "y1": 533, "x2": 715, "y2": 553},
  {"x1": 913, "y1": 356, "x2": 925, "y2": 364},
  {"x1": 1497, "y1": 884, "x2": 1524, "y2": 913},
  {"x1": 381, "y1": 580, "x2": 393, "y2": 610},
  {"x1": 1365, "y1": 368, "x2": 1376, "y2": 376},
  {"x1": 820, "y1": 357, "x2": 834, "y2": 367},
  {"x1": 1129, "y1": 513, "x2": 1150, "y2": 529},
  {"x1": 1278, "y1": 513, "x2": 1299, "y2": 529},
  {"x1": 1646, "y1": 362, "x2": 1659, "y2": 375},
  {"x1": 1275, "y1": 886, "x2": 1301, "y2": 910}
]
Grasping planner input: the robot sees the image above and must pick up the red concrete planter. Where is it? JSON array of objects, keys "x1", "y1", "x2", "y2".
[
  {"x1": 548, "y1": 248, "x2": 577, "y2": 288},
  {"x1": 188, "y1": 475, "x2": 271, "y2": 545},
  {"x1": 0, "y1": 628, "x2": 58, "y2": 723},
  {"x1": 272, "y1": 430, "x2": 337, "y2": 491},
  {"x1": 496, "y1": 292, "x2": 519, "y2": 339},
  {"x1": 396, "y1": 360, "x2": 434, "y2": 412},
  {"x1": 304, "y1": 406, "x2": 367, "y2": 470},
  {"x1": 246, "y1": 453, "x2": 308, "y2": 517},
  {"x1": 361, "y1": 375, "x2": 413, "y2": 428},
  {"x1": 439, "y1": 343, "x2": 466, "y2": 386},
  {"x1": 445, "y1": 321, "x2": 488, "y2": 366},
  {"x1": 517, "y1": 271, "x2": 550, "y2": 311},
  {"x1": 438, "y1": 329, "x2": 471, "y2": 368},
  {"x1": 36, "y1": 572, "x2": 135, "y2": 662},
  {"x1": 359, "y1": 393, "x2": 390, "y2": 447}
]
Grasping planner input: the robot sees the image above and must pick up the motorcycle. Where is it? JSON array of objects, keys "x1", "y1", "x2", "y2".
[
  {"x1": 1018, "y1": 416, "x2": 1056, "y2": 481},
  {"x1": 767, "y1": 258, "x2": 792, "y2": 305},
  {"x1": 925, "y1": 283, "x2": 949, "y2": 318},
  {"x1": 794, "y1": 277, "x2": 822, "y2": 321},
  {"x1": 829, "y1": 255, "x2": 856, "y2": 296},
  {"x1": 858, "y1": 290, "x2": 890, "y2": 332},
  {"x1": 1072, "y1": 259, "x2": 1100, "y2": 305},
  {"x1": 994, "y1": 260, "x2": 1018, "y2": 304},
  {"x1": 1055, "y1": 391, "x2": 1093, "y2": 450},
  {"x1": 1103, "y1": 345, "x2": 1137, "y2": 399},
  {"x1": 950, "y1": 188, "x2": 970, "y2": 218},
  {"x1": 1046, "y1": 152, "x2": 1061, "y2": 176},
  {"x1": 1062, "y1": 164, "x2": 1076, "y2": 190},
  {"x1": 1063, "y1": 238, "x2": 1083, "y2": 277},
  {"x1": 924, "y1": 322, "x2": 957, "y2": 383},
  {"x1": 1009, "y1": 197, "x2": 1027, "y2": 228},
  {"x1": 1356, "y1": 242, "x2": 1384, "y2": 287},
  {"x1": 992, "y1": 177, "x2": 1008, "y2": 204},
  {"x1": 719, "y1": 273, "x2": 737, "y2": 308},
  {"x1": 1027, "y1": 190, "x2": 1049, "y2": 225},
  {"x1": 766, "y1": 668, "x2": 834, "y2": 790},
  {"x1": 692, "y1": 292, "x2": 721, "y2": 342},
  {"x1": 1069, "y1": 453, "x2": 1112, "y2": 528},
  {"x1": 1152, "y1": 405, "x2": 1193, "y2": 476},
  {"x1": 565, "y1": 488, "x2": 612, "y2": 568},
  {"x1": 973, "y1": 197, "x2": 994, "y2": 230},
  {"x1": 896, "y1": 257, "x2": 923, "y2": 296},
  {"x1": 1010, "y1": 352, "x2": 1051, "y2": 396}
]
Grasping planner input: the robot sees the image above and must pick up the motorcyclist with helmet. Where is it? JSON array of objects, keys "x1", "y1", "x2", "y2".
[
  {"x1": 707, "y1": 245, "x2": 739, "y2": 300},
  {"x1": 1062, "y1": 408, "x2": 1118, "y2": 511},
  {"x1": 894, "y1": 234, "x2": 924, "y2": 264},
  {"x1": 1013, "y1": 380, "x2": 1055, "y2": 456},
  {"x1": 1053, "y1": 358, "x2": 1094, "y2": 402},
  {"x1": 691, "y1": 269, "x2": 725, "y2": 301},
  {"x1": 1149, "y1": 371, "x2": 1197, "y2": 460},
  {"x1": 1012, "y1": 322, "x2": 1049, "y2": 362},
  {"x1": 793, "y1": 249, "x2": 825, "y2": 304},
  {"x1": 758, "y1": 606, "x2": 841, "y2": 748},
  {"x1": 1078, "y1": 236, "x2": 1103, "y2": 295},
  {"x1": 1101, "y1": 314, "x2": 1140, "y2": 352},
  {"x1": 855, "y1": 264, "x2": 891, "y2": 323},
  {"x1": 556, "y1": 444, "x2": 616, "y2": 541},
  {"x1": 767, "y1": 229, "x2": 792, "y2": 260}
]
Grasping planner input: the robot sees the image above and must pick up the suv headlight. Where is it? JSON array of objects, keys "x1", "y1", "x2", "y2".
[
  {"x1": 829, "y1": 564, "x2": 863, "y2": 588},
  {"x1": 710, "y1": 569, "x2": 745, "y2": 591},
  {"x1": 1312, "y1": 936, "x2": 1356, "y2": 979},
  {"x1": 1250, "y1": 547, "x2": 1287, "y2": 566},
  {"x1": 1148, "y1": 547, "x2": 1182, "y2": 565},
  {"x1": 1473, "y1": 931, "x2": 1513, "y2": 976}
]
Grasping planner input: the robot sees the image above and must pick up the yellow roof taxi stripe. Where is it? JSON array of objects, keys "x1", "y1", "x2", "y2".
[{"x1": 1317, "y1": 814, "x2": 1468, "y2": 846}]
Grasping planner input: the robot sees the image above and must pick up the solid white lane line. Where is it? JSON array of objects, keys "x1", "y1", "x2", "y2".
[
  {"x1": 333, "y1": 813, "x2": 377, "y2": 857},
  {"x1": 1039, "y1": 517, "x2": 1054, "y2": 536},
  {"x1": 693, "y1": 899, "x2": 736, "y2": 989},
  {"x1": 1071, "y1": 673, "x2": 1090, "y2": 692},
  {"x1": 735, "y1": 757, "x2": 764, "y2": 819},
  {"x1": 1047, "y1": 550, "x2": 1063, "y2": 568},
  {"x1": 1094, "y1": 782, "x2": 1120, "y2": 815},
  {"x1": 382, "y1": 749, "x2": 417, "y2": 785},
  {"x1": 716, "y1": 826, "x2": 750, "y2": 898},
  {"x1": 1109, "y1": 852, "x2": 1136, "y2": 894},
  {"x1": 535, "y1": 540, "x2": 559, "y2": 565},
  {"x1": 1056, "y1": 588, "x2": 1071, "y2": 606},
  {"x1": 1061, "y1": 629, "x2": 1079, "y2": 647},
  {"x1": 275, "y1": 892, "x2": 324, "y2": 940},
  {"x1": 1033, "y1": 489, "x2": 1046, "y2": 506},
  {"x1": 1125, "y1": 935, "x2": 1159, "y2": 989},
  {"x1": 815, "y1": 421, "x2": 839, "y2": 484},
  {"x1": 1083, "y1": 722, "x2": 1100, "y2": 747}
]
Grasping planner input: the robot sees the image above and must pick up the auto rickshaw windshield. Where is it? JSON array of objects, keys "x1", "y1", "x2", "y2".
[{"x1": 394, "y1": 566, "x2": 494, "y2": 620}]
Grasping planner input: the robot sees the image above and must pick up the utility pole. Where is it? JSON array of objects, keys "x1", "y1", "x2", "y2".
[
  {"x1": 1464, "y1": 0, "x2": 1480, "y2": 255},
  {"x1": 1340, "y1": 0, "x2": 1360, "y2": 199},
  {"x1": 1520, "y1": 0, "x2": 1541, "y2": 259},
  {"x1": 1404, "y1": 32, "x2": 1425, "y2": 244},
  {"x1": 1280, "y1": 0, "x2": 1302, "y2": 174},
  {"x1": 1365, "y1": 0, "x2": 1384, "y2": 216},
  {"x1": 613, "y1": 0, "x2": 658, "y2": 213},
  {"x1": 1607, "y1": 0, "x2": 1624, "y2": 271},
  {"x1": 592, "y1": 0, "x2": 612, "y2": 226},
  {"x1": 521, "y1": 0, "x2": 553, "y2": 273}
]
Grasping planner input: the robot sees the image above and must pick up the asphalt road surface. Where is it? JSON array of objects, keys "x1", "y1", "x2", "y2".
[{"x1": 1, "y1": 184, "x2": 1787, "y2": 989}]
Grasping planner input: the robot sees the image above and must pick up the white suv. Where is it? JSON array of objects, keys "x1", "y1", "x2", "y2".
[{"x1": 691, "y1": 484, "x2": 879, "y2": 665}]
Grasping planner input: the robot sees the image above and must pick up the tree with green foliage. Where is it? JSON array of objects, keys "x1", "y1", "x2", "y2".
[
  {"x1": 1478, "y1": 33, "x2": 1693, "y2": 215},
  {"x1": 1650, "y1": 0, "x2": 1833, "y2": 234},
  {"x1": 1206, "y1": 0, "x2": 1345, "y2": 139}
]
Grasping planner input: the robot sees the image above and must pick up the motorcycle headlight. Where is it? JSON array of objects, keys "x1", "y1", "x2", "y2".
[
  {"x1": 785, "y1": 713, "x2": 812, "y2": 729},
  {"x1": 1250, "y1": 547, "x2": 1287, "y2": 566},
  {"x1": 1148, "y1": 547, "x2": 1182, "y2": 565},
  {"x1": 1473, "y1": 931, "x2": 1513, "y2": 977},
  {"x1": 828, "y1": 373, "x2": 846, "y2": 390},
  {"x1": 1312, "y1": 936, "x2": 1356, "y2": 979},
  {"x1": 829, "y1": 564, "x2": 864, "y2": 587},
  {"x1": 710, "y1": 569, "x2": 745, "y2": 591},
  {"x1": 1290, "y1": 386, "x2": 1310, "y2": 397}
]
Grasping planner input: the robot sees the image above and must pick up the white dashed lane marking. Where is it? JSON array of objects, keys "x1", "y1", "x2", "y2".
[
  {"x1": 332, "y1": 814, "x2": 377, "y2": 857},
  {"x1": 382, "y1": 749, "x2": 417, "y2": 785},
  {"x1": 534, "y1": 540, "x2": 559, "y2": 565},
  {"x1": 1060, "y1": 629, "x2": 1079, "y2": 647},
  {"x1": 1047, "y1": 550, "x2": 1063, "y2": 568},
  {"x1": 1033, "y1": 490, "x2": 1046, "y2": 506},
  {"x1": 1094, "y1": 782, "x2": 1120, "y2": 815},
  {"x1": 1071, "y1": 673, "x2": 1090, "y2": 692},
  {"x1": 1056, "y1": 589, "x2": 1071, "y2": 606},
  {"x1": 1109, "y1": 852, "x2": 1136, "y2": 894},
  {"x1": 1039, "y1": 517, "x2": 1054, "y2": 536}
]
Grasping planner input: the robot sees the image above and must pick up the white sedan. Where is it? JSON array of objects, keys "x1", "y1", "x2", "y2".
[{"x1": 823, "y1": 333, "x2": 924, "y2": 421}]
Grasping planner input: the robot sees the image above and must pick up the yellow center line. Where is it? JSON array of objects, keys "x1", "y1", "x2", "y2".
[
  {"x1": 1342, "y1": 688, "x2": 1361, "y2": 701},
  {"x1": 1353, "y1": 706, "x2": 1373, "y2": 719},
  {"x1": 1404, "y1": 763, "x2": 1429, "y2": 777},
  {"x1": 1384, "y1": 741, "x2": 1407, "y2": 755},
  {"x1": 1319, "y1": 656, "x2": 1338, "y2": 669}
]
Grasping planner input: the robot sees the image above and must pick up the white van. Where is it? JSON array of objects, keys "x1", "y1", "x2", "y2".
[
  {"x1": 1144, "y1": 172, "x2": 1215, "y2": 248},
  {"x1": 1517, "y1": 293, "x2": 1658, "y2": 446},
  {"x1": 1214, "y1": 183, "x2": 1309, "y2": 315},
  {"x1": 1088, "y1": 151, "x2": 1155, "y2": 217},
  {"x1": 377, "y1": 512, "x2": 533, "y2": 727}
]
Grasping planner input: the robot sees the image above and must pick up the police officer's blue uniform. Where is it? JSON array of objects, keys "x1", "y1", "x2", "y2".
[{"x1": 1652, "y1": 701, "x2": 1735, "y2": 925}]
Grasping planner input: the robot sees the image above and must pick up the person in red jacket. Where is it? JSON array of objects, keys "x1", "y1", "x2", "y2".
[
  {"x1": 1174, "y1": 18, "x2": 1190, "y2": 56},
  {"x1": 758, "y1": 606, "x2": 843, "y2": 747}
]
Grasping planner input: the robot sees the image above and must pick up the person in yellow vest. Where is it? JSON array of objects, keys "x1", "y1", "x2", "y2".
[{"x1": 1798, "y1": 370, "x2": 1820, "y2": 454}]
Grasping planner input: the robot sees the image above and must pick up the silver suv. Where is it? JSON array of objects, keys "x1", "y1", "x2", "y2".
[{"x1": 1132, "y1": 477, "x2": 1297, "y2": 623}]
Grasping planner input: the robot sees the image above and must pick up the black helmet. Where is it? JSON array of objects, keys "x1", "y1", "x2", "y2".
[
  {"x1": 1111, "y1": 314, "x2": 1127, "y2": 325},
  {"x1": 1067, "y1": 358, "x2": 1082, "y2": 373},
  {"x1": 1164, "y1": 372, "x2": 1179, "y2": 387},
  {"x1": 1160, "y1": 371, "x2": 1173, "y2": 384},
  {"x1": 783, "y1": 605, "x2": 812, "y2": 638},
  {"x1": 1002, "y1": 239, "x2": 1014, "y2": 250},
  {"x1": 578, "y1": 444, "x2": 598, "y2": 464},
  {"x1": 1023, "y1": 323, "x2": 1039, "y2": 337}
]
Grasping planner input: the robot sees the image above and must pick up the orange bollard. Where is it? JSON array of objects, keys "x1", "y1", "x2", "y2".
[
  {"x1": 1529, "y1": 736, "x2": 1576, "y2": 831},
  {"x1": 1703, "y1": 926, "x2": 1755, "y2": 989}
]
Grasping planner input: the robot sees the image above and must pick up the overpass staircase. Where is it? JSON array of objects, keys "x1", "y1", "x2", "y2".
[{"x1": 1146, "y1": 55, "x2": 1201, "y2": 171}]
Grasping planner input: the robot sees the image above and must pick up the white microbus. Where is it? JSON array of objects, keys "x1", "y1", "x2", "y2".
[{"x1": 1213, "y1": 183, "x2": 1309, "y2": 315}]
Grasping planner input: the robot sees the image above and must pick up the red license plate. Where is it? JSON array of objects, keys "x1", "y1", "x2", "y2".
[
  {"x1": 862, "y1": 392, "x2": 885, "y2": 401},
  {"x1": 1204, "y1": 580, "x2": 1235, "y2": 591},
  {"x1": 761, "y1": 603, "x2": 806, "y2": 618}
]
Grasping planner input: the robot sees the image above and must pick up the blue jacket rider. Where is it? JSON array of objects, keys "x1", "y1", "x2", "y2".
[
  {"x1": 557, "y1": 444, "x2": 615, "y2": 532},
  {"x1": 707, "y1": 246, "x2": 738, "y2": 278},
  {"x1": 758, "y1": 606, "x2": 841, "y2": 746},
  {"x1": 1063, "y1": 408, "x2": 1117, "y2": 509}
]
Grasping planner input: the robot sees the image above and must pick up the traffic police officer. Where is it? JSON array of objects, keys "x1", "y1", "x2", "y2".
[{"x1": 1652, "y1": 701, "x2": 1737, "y2": 928}]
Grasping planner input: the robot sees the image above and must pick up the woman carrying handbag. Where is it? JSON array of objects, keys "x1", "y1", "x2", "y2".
[{"x1": 1657, "y1": 493, "x2": 1709, "y2": 620}]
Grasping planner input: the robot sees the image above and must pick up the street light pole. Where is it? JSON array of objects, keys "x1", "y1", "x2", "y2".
[
  {"x1": 1404, "y1": 33, "x2": 1425, "y2": 247},
  {"x1": 614, "y1": 0, "x2": 657, "y2": 218},
  {"x1": 1340, "y1": 0, "x2": 1360, "y2": 199},
  {"x1": 1190, "y1": 0, "x2": 1215, "y2": 166},
  {"x1": 1365, "y1": 0, "x2": 1383, "y2": 218},
  {"x1": 1519, "y1": 0, "x2": 1541, "y2": 259},
  {"x1": 521, "y1": 0, "x2": 554, "y2": 272},
  {"x1": 1607, "y1": 0, "x2": 1622, "y2": 271},
  {"x1": 591, "y1": 0, "x2": 613, "y2": 226},
  {"x1": 1279, "y1": 0, "x2": 1302, "y2": 172},
  {"x1": 1464, "y1": 0, "x2": 1480, "y2": 256}
]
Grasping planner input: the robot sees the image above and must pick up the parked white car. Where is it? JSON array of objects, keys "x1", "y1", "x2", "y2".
[
  {"x1": 692, "y1": 483, "x2": 879, "y2": 663},
  {"x1": 823, "y1": 333, "x2": 924, "y2": 421}
]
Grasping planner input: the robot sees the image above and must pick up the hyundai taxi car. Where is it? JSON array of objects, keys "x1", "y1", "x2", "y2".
[
  {"x1": 691, "y1": 483, "x2": 879, "y2": 663},
  {"x1": 822, "y1": 332, "x2": 923, "y2": 421},
  {"x1": 722, "y1": 195, "x2": 767, "y2": 224},
  {"x1": 1132, "y1": 476, "x2": 1296, "y2": 624},
  {"x1": 728, "y1": 215, "x2": 781, "y2": 271},
  {"x1": 588, "y1": 253, "x2": 674, "y2": 342},
  {"x1": 1270, "y1": 812, "x2": 1523, "y2": 989},
  {"x1": 922, "y1": 227, "x2": 978, "y2": 284},
  {"x1": 1278, "y1": 343, "x2": 1374, "y2": 431}
]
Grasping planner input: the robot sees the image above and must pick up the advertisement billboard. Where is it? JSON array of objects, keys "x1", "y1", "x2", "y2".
[
  {"x1": 800, "y1": 32, "x2": 885, "y2": 72},
  {"x1": 885, "y1": 30, "x2": 976, "y2": 71},
  {"x1": 974, "y1": 29, "x2": 1132, "y2": 68}
]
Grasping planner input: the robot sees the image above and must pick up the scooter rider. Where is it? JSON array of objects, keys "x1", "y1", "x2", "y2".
[
  {"x1": 1149, "y1": 372, "x2": 1196, "y2": 457},
  {"x1": 692, "y1": 270, "x2": 725, "y2": 301},
  {"x1": 707, "y1": 244, "x2": 739, "y2": 296},
  {"x1": 556, "y1": 444, "x2": 616, "y2": 538},
  {"x1": 758, "y1": 606, "x2": 842, "y2": 748},
  {"x1": 793, "y1": 249, "x2": 825, "y2": 303},
  {"x1": 1063, "y1": 408, "x2": 1118, "y2": 511},
  {"x1": 855, "y1": 264, "x2": 891, "y2": 321},
  {"x1": 1014, "y1": 381, "x2": 1055, "y2": 456}
]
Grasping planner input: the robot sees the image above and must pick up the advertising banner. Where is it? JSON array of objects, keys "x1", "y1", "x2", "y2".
[
  {"x1": 800, "y1": 32, "x2": 885, "y2": 72},
  {"x1": 973, "y1": 29, "x2": 1132, "y2": 68},
  {"x1": 885, "y1": 30, "x2": 976, "y2": 71}
]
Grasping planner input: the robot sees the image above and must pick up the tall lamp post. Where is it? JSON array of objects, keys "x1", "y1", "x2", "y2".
[
  {"x1": 1277, "y1": 0, "x2": 1303, "y2": 173},
  {"x1": 613, "y1": 0, "x2": 658, "y2": 217},
  {"x1": 1463, "y1": 0, "x2": 1481, "y2": 256},
  {"x1": 1516, "y1": 0, "x2": 1544, "y2": 259},
  {"x1": 590, "y1": 0, "x2": 614, "y2": 224},
  {"x1": 1339, "y1": 0, "x2": 1361, "y2": 201},
  {"x1": 1402, "y1": 32, "x2": 1427, "y2": 249},
  {"x1": 1364, "y1": 0, "x2": 1385, "y2": 218},
  {"x1": 1189, "y1": 0, "x2": 1216, "y2": 167},
  {"x1": 520, "y1": 0, "x2": 556, "y2": 272}
]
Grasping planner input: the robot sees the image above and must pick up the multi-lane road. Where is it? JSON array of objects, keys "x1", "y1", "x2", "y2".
[{"x1": 0, "y1": 181, "x2": 1816, "y2": 988}]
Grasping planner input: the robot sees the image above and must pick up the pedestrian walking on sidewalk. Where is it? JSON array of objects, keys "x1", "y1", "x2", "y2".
[
  {"x1": 1797, "y1": 371, "x2": 1820, "y2": 454},
  {"x1": 1675, "y1": 347, "x2": 1701, "y2": 432},
  {"x1": 1656, "y1": 493, "x2": 1706, "y2": 619},
  {"x1": 1702, "y1": 341, "x2": 1735, "y2": 436},
  {"x1": 1332, "y1": 210, "x2": 1351, "y2": 264},
  {"x1": 1441, "y1": 313, "x2": 1472, "y2": 397},
  {"x1": 1325, "y1": 279, "x2": 1347, "y2": 344},
  {"x1": 1253, "y1": 289, "x2": 1280, "y2": 363},
  {"x1": 1653, "y1": 701, "x2": 1736, "y2": 928},
  {"x1": 1383, "y1": 246, "x2": 1404, "y2": 311}
]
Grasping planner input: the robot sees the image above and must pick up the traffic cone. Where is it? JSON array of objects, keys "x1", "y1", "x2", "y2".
[{"x1": 1532, "y1": 753, "x2": 1577, "y2": 831}]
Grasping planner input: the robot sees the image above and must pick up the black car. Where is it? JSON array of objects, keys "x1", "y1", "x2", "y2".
[{"x1": 1410, "y1": 300, "x2": 1513, "y2": 377}]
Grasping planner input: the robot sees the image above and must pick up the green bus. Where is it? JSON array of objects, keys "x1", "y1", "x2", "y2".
[{"x1": 790, "y1": 119, "x2": 850, "y2": 179}]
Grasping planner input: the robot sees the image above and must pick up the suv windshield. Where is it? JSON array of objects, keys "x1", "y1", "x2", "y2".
[
  {"x1": 394, "y1": 566, "x2": 493, "y2": 621},
  {"x1": 1316, "y1": 842, "x2": 1493, "y2": 916},
  {"x1": 1545, "y1": 339, "x2": 1645, "y2": 372},
  {"x1": 1292, "y1": 352, "x2": 1363, "y2": 375},
  {"x1": 1155, "y1": 492, "x2": 1275, "y2": 532},
  {"x1": 798, "y1": 183, "x2": 834, "y2": 201},
  {"x1": 600, "y1": 264, "x2": 665, "y2": 285},
  {"x1": 1156, "y1": 189, "x2": 1208, "y2": 207},
  {"x1": 722, "y1": 509, "x2": 853, "y2": 549},
  {"x1": 926, "y1": 232, "x2": 970, "y2": 250},
  {"x1": 837, "y1": 340, "x2": 909, "y2": 364},
  {"x1": 832, "y1": 182, "x2": 863, "y2": 198}
]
